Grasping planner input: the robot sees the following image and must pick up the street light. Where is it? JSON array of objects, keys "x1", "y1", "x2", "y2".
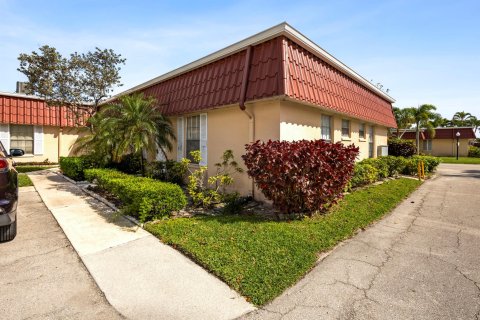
[{"x1": 456, "y1": 131, "x2": 461, "y2": 160}]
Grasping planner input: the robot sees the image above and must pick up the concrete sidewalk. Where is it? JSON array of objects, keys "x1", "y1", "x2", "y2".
[{"x1": 28, "y1": 170, "x2": 255, "y2": 320}]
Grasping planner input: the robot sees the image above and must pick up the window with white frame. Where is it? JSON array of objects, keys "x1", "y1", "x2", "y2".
[
  {"x1": 10, "y1": 125, "x2": 34, "y2": 154},
  {"x1": 186, "y1": 115, "x2": 200, "y2": 163},
  {"x1": 341, "y1": 119, "x2": 350, "y2": 138},
  {"x1": 368, "y1": 126, "x2": 374, "y2": 158},
  {"x1": 359, "y1": 123, "x2": 366, "y2": 139},
  {"x1": 321, "y1": 115, "x2": 332, "y2": 141},
  {"x1": 423, "y1": 139, "x2": 432, "y2": 151}
]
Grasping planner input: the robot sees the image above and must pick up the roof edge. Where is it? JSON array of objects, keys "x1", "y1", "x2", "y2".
[
  {"x1": 104, "y1": 22, "x2": 395, "y2": 104},
  {"x1": 0, "y1": 91, "x2": 44, "y2": 101}
]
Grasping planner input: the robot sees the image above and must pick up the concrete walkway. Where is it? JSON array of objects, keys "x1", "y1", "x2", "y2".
[
  {"x1": 242, "y1": 164, "x2": 480, "y2": 320},
  {"x1": 28, "y1": 170, "x2": 255, "y2": 320}
]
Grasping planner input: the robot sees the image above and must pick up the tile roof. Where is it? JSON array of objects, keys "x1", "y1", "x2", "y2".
[
  {"x1": 0, "y1": 92, "x2": 87, "y2": 127},
  {"x1": 400, "y1": 127, "x2": 476, "y2": 140}
]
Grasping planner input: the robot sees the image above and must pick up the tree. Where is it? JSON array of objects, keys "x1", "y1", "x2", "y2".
[
  {"x1": 393, "y1": 107, "x2": 414, "y2": 138},
  {"x1": 452, "y1": 111, "x2": 474, "y2": 126},
  {"x1": 100, "y1": 93, "x2": 175, "y2": 174},
  {"x1": 411, "y1": 104, "x2": 437, "y2": 154},
  {"x1": 17, "y1": 45, "x2": 125, "y2": 122}
]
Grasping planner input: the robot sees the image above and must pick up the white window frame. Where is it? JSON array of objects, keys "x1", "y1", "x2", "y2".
[
  {"x1": 321, "y1": 115, "x2": 332, "y2": 141},
  {"x1": 423, "y1": 139, "x2": 432, "y2": 151},
  {"x1": 341, "y1": 119, "x2": 351, "y2": 139}
]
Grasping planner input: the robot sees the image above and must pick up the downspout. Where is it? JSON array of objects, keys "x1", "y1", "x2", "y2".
[{"x1": 239, "y1": 46, "x2": 255, "y2": 197}]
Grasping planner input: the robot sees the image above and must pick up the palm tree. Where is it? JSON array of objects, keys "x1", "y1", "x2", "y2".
[
  {"x1": 101, "y1": 93, "x2": 175, "y2": 174},
  {"x1": 411, "y1": 104, "x2": 437, "y2": 154},
  {"x1": 452, "y1": 111, "x2": 474, "y2": 126},
  {"x1": 393, "y1": 107, "x2": 414, "y2": 138}
]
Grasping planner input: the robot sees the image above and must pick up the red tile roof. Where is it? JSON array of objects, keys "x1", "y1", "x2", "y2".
[
  {"x1": 400, "y1": 127, "x2": 476, "y2": 140},
  {"x1": 0, "y1": 93, "x2": 87, "y2": 127},
  {"x1": 110, "y1": 24, "x2": 396, "y2": 128}
]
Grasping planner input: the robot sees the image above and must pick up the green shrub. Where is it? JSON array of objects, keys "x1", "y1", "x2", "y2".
[
  {"x1": 114, "y1": 153, "x2": 142, "y2": 174},
  {"x1": 349, "y1": 163, "x2": 379, "y2": 189},
  {"x1": 402, "y1": 155, "x2": 440, "y2": 175},
  {"x1": 359, "y1": 158, "x2": 389, "y2": 179},
  {"x1": 468, "y1": 146, "x2": 480, "y2": 158},
  {"x1": 84, "y1": 168, "x2": 186, "y2": 222},
  {"x1": 147, "y1": 160, "x2": 188, "y2": 185},
  {"x1": 388, "y1": 138, "x2": 416, "y2": 157},
  {"x1": 379, "y1": 156, "x2": 408, "y2": 176},
  {"x1": 59, "y1": 156, "x2": 94, "y2": 181}
]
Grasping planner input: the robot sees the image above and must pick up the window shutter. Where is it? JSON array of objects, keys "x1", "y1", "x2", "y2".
[
  {"x1": 34, "y1": 126, "x2": 44, "y2": 155},
  {"x1": 176, "y1": 117, "x2": 184, "y2": 161},
  {"x1": 199, "y1": 113, "x2": 207, "y2": 166},
  {"x1": 0, "y1": 124, "x2": 10, "y2": 152}
]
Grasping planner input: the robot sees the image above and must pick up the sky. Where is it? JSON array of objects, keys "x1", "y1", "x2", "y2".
[{"x1": 0, "y1": 0, "x2": 479, "y2": 119}]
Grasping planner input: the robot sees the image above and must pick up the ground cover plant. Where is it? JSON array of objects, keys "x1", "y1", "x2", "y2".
[
  {"x1": 146, "y1": 178, "x2": 421, "y2": 305},
  {"x1": 15, "y1": 165, "x2": 56, "y2": 173},
  {"x1": 18, "y1": 174, "x2": 33, "y2": 187}
]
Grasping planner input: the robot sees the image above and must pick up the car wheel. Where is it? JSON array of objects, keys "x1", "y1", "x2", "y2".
[{"x1": 0, "y1": 219, "x2": 17, "y2": 242}]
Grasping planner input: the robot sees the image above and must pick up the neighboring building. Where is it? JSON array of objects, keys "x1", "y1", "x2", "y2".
[
  {"x1": 399, "y1": 127, "x2": 476, "y2": 157},
  {"x1": 106, "y1": 22, "x2": 397, "y2": 197},
  {"x1": 0, "y1": 90, "x2": 85, "y2": 163}
]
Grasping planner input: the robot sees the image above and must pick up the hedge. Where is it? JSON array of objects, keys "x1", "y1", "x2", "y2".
[
  {"x1": 468, "y1": 146, "x2": 480, "y2": 158},
  {"x1": 84, "y1": 168, "x2": 186, "y2": 222},
  {"x1": 348, "y1": 155, "x2": 440, "y2": 190},
  {"x1": 242, "y1": 140, "x2": 359, "y2": 214},
  {"x1": 388, "y1": 138, "x2": 416, "y2": 157},
  {"x1": 59, "y1": 156, "x2": 95, "y2": 181}
]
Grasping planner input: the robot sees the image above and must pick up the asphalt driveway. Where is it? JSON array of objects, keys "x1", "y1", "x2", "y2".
[
  {"x1": 0, "y1": 186, "x2": 123, "y2": 320},
  {"x1": 243, "y1": 163, "x2": 480, "y2": 319}
]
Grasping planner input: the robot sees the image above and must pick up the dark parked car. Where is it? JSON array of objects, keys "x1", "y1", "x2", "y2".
[{"x1": 0, "y1": 143, "x2": 21, "y2": 242}]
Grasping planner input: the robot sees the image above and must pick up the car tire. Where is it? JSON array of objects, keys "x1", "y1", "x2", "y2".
[{"x1": 0, "y1": 219, "x2": 17, "y2": 242}]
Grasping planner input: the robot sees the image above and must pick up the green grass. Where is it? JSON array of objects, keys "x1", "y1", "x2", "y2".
[
  {"x1": 18, "y1": 173, "x2": 33, "y2": 187},
  {"x1": 439, "y1": 157, "x2": 480, "y2": 164},
  {"x1": 16, "y1": 165, "x2": 56, "y2": 173},
  {"x1": 145, "y1": 178, "x2": 421, "y2": 305}
]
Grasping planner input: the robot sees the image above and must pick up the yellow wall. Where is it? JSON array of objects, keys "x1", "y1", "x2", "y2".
[
  {"x1": 170, "y1": 98, "x2": 392, "y2": 199},
  {"x1": 14, "y1": 126, "x2": 84, "y2": 163},
  {"x1": 418, "y1": 138, "x2": 471, "y2": 157}
]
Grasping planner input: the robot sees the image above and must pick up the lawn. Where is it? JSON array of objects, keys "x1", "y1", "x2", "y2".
[
  {"x1": 18, "y1": 173, "x2": 33, "y2": 187},
  {"x1": 146, "y1": 178, "x2": 421, "y2": 305},
  {"x1": 439, "y1": 157, "x2": 480, "y2": 164}
]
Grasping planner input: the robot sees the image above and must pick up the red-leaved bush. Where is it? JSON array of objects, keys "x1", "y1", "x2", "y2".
[{"x1": 242, "y1": 140, "x2": 359, "y2": 215}]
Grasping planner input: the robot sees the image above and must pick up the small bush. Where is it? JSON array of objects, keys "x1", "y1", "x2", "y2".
[
  {"x1": 360, "y1": 158, "x2": 389, "y2": 179},
  {"x1": 85, "y1": 168, "x2": 186, "y2": 222},
  {"x1": 148, "y1": 160, "x2": 188, "y2": 185},
  {"x1": 349, "y1": 163, "x2": 379, "y2": 189},
  {"x1": 114, "y1": 153, "x2": 142, "y2": 174},
  {"x1": 388, "y1": 138, "x2": 416, "y2": 157},
  {"x1": 379, "y1": 156, "x2": 408, "y2": 176},
  {"x1": 242, "y1": 140, "x2": 359, "y2": 214},
  {"x1": 402, "y1": 155, "x2": 440, "y2": 175},
  {"x1": 468, "y1": 146, "x2": 480, "y2": 158},
  {"x1": 59, "y1": 156, "x2": 94, "y2": 181}
]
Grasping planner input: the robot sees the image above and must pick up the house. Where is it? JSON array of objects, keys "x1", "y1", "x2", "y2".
[
  {"x1": 398, "y1": 127, "x2": 476, "y2": 157},
  {"x1": 106, "y1": 22, "x2": 397, "y2": 197},
  {"x1": 0, "y1": 89, "x2": 85, "y2": 163}
]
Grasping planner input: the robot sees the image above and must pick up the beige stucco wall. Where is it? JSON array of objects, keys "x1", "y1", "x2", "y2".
[
  {"x1": 168, "y1": 98, "x2": 392, "y2": 199},
  {"x1": 419, "y1": 138, "x2": 470, "y2": 157},
  {"x1": 14, "y1": 126, "x2": 85, "y2": 163}
]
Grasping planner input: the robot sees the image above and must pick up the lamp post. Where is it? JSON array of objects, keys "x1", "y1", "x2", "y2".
[{"x1": 456, "y1": 131, "x2": 461, "y2": 160}]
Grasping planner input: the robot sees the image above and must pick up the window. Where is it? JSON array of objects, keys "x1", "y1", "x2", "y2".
[
  {"x1": 341, "y1": 119, "x2": 350, "y2": 138},
  {"x1": 321, "y1": 115, "x2": 332, "y2": 141},
  {"x1": 359, "y1": 123, "x2": 366, "y2": 139},
  {"x1": 423, "y1": 139, "x2": 432, "y2": 151},
  {"x1": 10, "y1": 125, "x2": 33, "y2": 154},
  {"x1": 368, "y1": 126, "x2": 374, "y2": 158},
  {"x1": 186, "y1": 115, "x2": 200, "y2": 163}
]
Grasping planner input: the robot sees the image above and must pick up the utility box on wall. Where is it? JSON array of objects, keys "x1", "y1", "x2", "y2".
[{"x1": 377, "y1": 145, "x2": 388, "y2": 156}]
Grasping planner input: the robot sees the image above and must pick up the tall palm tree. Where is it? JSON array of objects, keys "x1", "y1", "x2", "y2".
[
  {"x1": 393, "y1": 107, "x2": 415, "y2": 138},
  {"x1": 411, "y1": 104, "x2": 437, "y2": 154},
  {"x1": 452, "y1": 111, "x2": 474, "y2": 126},
  {"x1": 101, "y1": 93, "x2": 175, "y2": 174}
]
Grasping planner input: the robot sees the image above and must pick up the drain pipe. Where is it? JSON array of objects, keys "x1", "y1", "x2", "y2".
[{"x1": 239, "y1": 46, "x2": 256, "y2": 197}]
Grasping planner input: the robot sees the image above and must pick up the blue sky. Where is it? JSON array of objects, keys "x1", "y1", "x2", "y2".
[{"x1": 1, "y1": 0, "x2": 479, "y2": 119}]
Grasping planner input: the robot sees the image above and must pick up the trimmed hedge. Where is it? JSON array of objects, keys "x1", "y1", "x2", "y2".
[
  {"x1": 84, "y1": 168, "x2": 186, "y2": 222},
  {"x1": 388, "y1": 138, "x2": 416, "y2": 157},
  {"x1": 349, "y1": 155, "x2": 440, "y2": 189},
  {"x1": 242, "y1": 140, "x2": 359, "y2": 214},
  {"x1": 59, "y1": 156, "x2": 94, "y2": 181}
]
